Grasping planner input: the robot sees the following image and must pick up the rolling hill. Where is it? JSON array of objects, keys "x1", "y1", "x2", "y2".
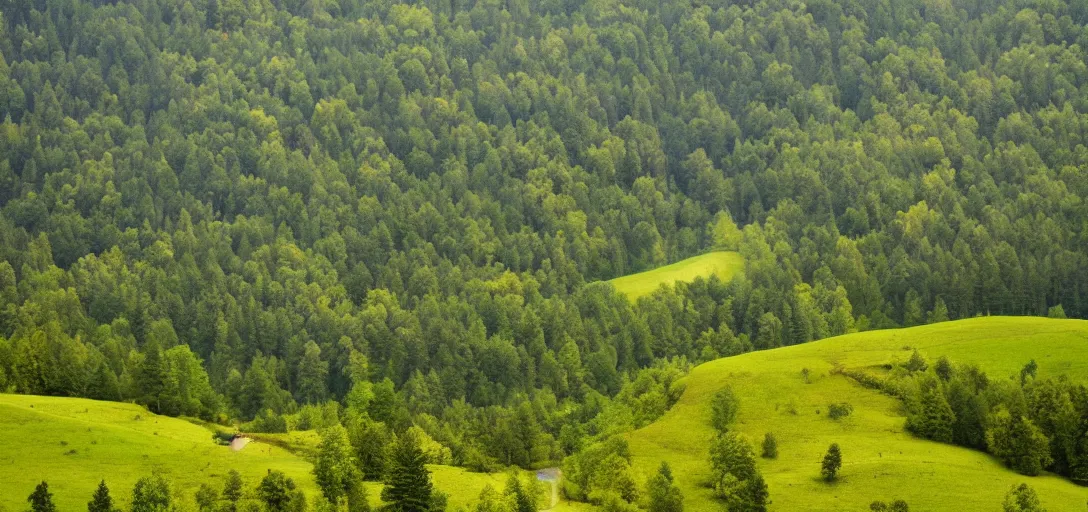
[
  {"x1": 625, "y1": 317, "x2": 1088, "y2": 511},
  {"x1": 0, "y1": 394, "x2": 592, "y2": 510},
  {"x1": 607, "y1": 251, "x2": 744, "y2": 301},
  {"x1": 0, "y1": 394, "x2": 319, "y2": 509}
]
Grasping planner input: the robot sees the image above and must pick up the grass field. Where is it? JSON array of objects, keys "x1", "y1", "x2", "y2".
[
  {"x1": 625, "y1": 317, "x2": 1088, "y2": 511},
  {"x1": 607, "y1": 251, "x2": 744, "y2": 301},
  {"x1": 0, "y1": 394, "x2": 593, "y2": 511},
  {"x1": 0, "y1": 394, "x2": 318, "y2": 510}
]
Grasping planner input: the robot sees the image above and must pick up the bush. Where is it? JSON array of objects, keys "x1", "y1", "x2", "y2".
[
  {"x1": 761, "y1": 433, "x2": 777, "y2": 459},
  {"x1": 827, "y1": 403, "x2": 853, "y2": 420}
]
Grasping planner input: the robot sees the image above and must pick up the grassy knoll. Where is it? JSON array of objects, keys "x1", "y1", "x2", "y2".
[
  {"x1": 607, "y1": 251, "x2": 743, "y2": 301},
  {"x1": 0, "y1": 394, "x2": 318, "y2": 509},
  {"x1": 626, "y1": 317, "x2": 1088, "y2": 511},
  {"x1": 0, "y1": 395, "x2": 590, "y2": 511}
]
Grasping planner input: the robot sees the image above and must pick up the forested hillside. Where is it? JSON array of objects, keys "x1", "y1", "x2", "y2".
[{"x1": 1, "y1": 0, "x2": 1087, "y2": 479}]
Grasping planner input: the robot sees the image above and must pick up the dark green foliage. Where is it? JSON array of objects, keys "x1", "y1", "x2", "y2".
[
  {"x1": 644, "y1": 462, "x2": 683, "y2": 512},
  {"x1": 348, "y1": 416, "x2": 392, "y2": 480},
  {"x1": 870, "y1": 500, "x2": 909, "y2": 512},
  {"x1": 382, "y1": 430, "x2": 434, "y2": 512},
  {"x1": 906, "y1": 378, "x2": 956, "y2": 443},
  {"x1": 827, "y1": 403, "x2": 853, "y2": 420},
  {"x1": 710, "y1": 433, "x2": 767, "y2": 510},
  {"x1": 505, "y1": 474, "x2": 537, "y2": 512},
  {"x1": 761, "y1": 433, "x2": 778, "y2": 459},
  {"x1": 194, "y1": 484, "x2": 218, "y2": 512},
  {"x1": 1003, "y1": 484, "x2": 1046, "y2": 512},
  {"x1": 87, "y1": 481, "x2": 114, "y2": 512},
  {"x1": 131, "y1": 476, "x2": 171, "y2": 512},
  {"x1": 257, "y1": 471, "x2": 297, "y2": 512},
  {"x1": 905, "y1": 351, "x2": 928, "y2": 373},
  {"x1": 3, "y1": 0, "x2": 1088, "y2": 486},
  {"x1": 821, "y1": 444, "x2": 842, "y2": 481},
  {"x1": 987, "y1": 409, "x2": 1053, "y2": 476},
  {"x1": 710, "y1": 387, "x2": 739, "y2": 433},
  {"x1": 1021, "y1": 360, "x2": 1039, "y2": 386},
  {"x1": 28, "y1": 481, "x2": 55, "y2": 512}
]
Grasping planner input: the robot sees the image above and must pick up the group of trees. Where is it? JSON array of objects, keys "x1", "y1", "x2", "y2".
[{"x1": 853, "y1": 354, "x2": 1088, "y2": 482}]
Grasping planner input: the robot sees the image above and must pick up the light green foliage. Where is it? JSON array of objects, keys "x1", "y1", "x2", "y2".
[
  {"x1": 1003, "y1": 484, "x2": 1046, "y2": 512},
  {"x1": 644, "y1": 462, "x2": 683, "y2": 512},
  {"x1": 607, "y1": 252, "x2": 743, "y2": 301},
  {"x1": 625, "y1": 318, "x2": 1088, "y2": 511},
  {"x1": 131, "y1": 476, "x2": 171, "y2": 512},
  {"x1": 314, "y1": 425, "x2": 359, "y2": 503},
  {"x1": 257, "y1": 471, "x2": 297, "y2": 512}
]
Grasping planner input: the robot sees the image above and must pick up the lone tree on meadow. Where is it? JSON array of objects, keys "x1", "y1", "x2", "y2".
[
  {"x1": 710, "y1": 387, "x2": 739, "y2": 433},
  {"x1": 761, "y1": 433, "x2": 778, "y2": 459},
  {"x1": 88, "y1": 480, "x2": 115, "y2": 512},
  {"x1": 28, "y1": 481, "x2": 56, "y2": 512},
  {"x1": 821, "y1": 443, "x2": 842, "y2": 481},
  {"x1": 1003, "y1": 483, "x2": 1046, "y2": 512},
  {"x1": 382, "y1": 429, "x2": 435, "y2": 512}
]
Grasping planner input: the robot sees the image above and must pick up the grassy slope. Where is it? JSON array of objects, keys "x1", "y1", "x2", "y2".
[
  {"x1": 0, "y1": 394, "x2": 318, "y2": 510},
  {"x1": 626, "y1": 317, "x2": 1088, "y2": 511},
  {"x1": 607, "y1": 251, "x2": 743, "y2": 301},
  {"x1": 0, "y1": 395, "x2": 593, "y2": 511}
]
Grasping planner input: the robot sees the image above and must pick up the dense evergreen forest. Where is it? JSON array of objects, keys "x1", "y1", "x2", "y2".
[{"x1": 1, "y1": 0, "x2": 1088, "y2": 485}]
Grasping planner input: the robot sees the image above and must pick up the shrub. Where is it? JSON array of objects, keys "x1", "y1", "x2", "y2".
[
  {"x1": 761, "y1": 433, "x2": 777, "y2": 459},
  {"x1": 827, "y1": 403, "x2": 853, "y2": 420}
]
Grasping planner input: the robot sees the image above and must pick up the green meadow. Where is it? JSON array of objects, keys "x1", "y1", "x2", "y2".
[
  {"x1": 0, "y1": 394, "x2": 318, "y2": 510},
  {"x1": 607, "y1": 251, "x2": 744, "y2": 301},
  {"x1": 0, "y1": 394, "x2": 589, "y2": 511},
  {"x1": 626, "y1": 317, "x2": 1088, "y2": 511}
]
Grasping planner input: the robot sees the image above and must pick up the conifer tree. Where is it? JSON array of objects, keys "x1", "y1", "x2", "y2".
[
  {"x1": 382, "y1": 430, "x2": 434, "y2": 512},
  {"x1": 28, "y1": 481, "x2": 56, "y2": 512},
  {"x1": 821, "y1": 443, "x2": 842, "y2": 481},
  {"x1": 88, "y1": 480, "x2": 115, "y2": 512}
]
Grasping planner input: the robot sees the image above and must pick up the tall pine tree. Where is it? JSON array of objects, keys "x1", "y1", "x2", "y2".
[
  {"x1": 88, "y1": 480, "x2": 115, "y2": 512},
  {"x1": 28, "y1": 481, "x2": 56, "y2": 512},
  {"x1": 382, "y1": 430, "x2": 434, "y2": 512}
]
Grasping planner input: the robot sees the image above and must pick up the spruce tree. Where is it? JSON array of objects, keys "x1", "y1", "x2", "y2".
[
  {"x1": 505, "y1": 474, "x2": 536, "y2": 512},
  {"x1": 821, "y1": 443, "x2": 842, "y2": 481},
  {"x1": 28, "y1": 481, "x2": 56, "y2": 512},
  {"x1": 645, "y1": 462, "x2": 683, "y2": 512},
  {"x1": 88, "y1": 480, "x2": 115, "y2": 512},
  {"x1": 382, "y1": 430, "x2": 434, "y2": 512}
]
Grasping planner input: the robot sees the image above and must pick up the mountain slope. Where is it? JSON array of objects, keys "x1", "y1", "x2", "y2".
[{"x1": 626, "y1": 317, "x2": 1088, "y2": 511}]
